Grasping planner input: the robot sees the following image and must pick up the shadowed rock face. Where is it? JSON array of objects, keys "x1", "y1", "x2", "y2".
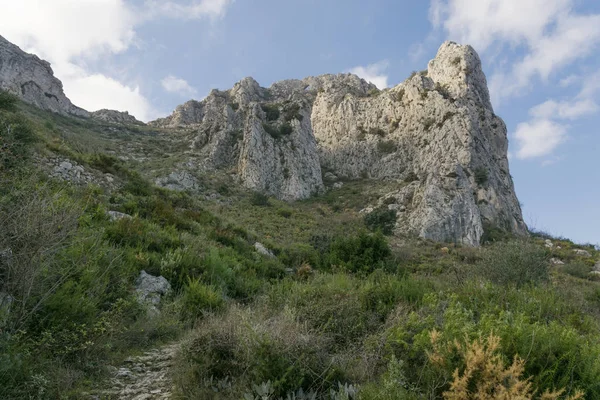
[
  {"x1": 0, "y1": 35, "x2": 88, "y2": 117},
  {"x1": 151, "y1": 41, "x2": 527, "y2": 245}
]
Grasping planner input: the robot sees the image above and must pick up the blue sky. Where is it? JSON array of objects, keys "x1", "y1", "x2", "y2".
[{"x1": 0, "y1": 0, "x2": 598, "y2": 245}]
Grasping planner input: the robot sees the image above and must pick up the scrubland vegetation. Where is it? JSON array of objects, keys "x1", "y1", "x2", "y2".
[{"x1": 1, "y1": 91, "x2": 600, "y2": 399}]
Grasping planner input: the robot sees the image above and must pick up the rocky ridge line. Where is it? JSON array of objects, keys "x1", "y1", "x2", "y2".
[{"x1": 149, "y1": 41, "x2": 527, "y2": 245}]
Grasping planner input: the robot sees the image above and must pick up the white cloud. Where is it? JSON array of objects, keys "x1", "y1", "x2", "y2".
[
  {"x1": 0, "y1": 0, "x2": 233, "y2": 121},
  {"x1": 430, "y1": 0, "x2": 600, "y2": 161},
  {"x1": 143, "y1": 0, "x2": 234, "y2": 20},
  {"x1": 513, "y1": 70, "x2": 600, "y2": 159},
  {"x1": 64, "y1": 65, "x2": 154, "y2": 121},
  {"x1": 429, "y1": 0, "x2": 600, "y2": 103},
  {"x1": 347, "y1": 61, "x2": 389, "y2": 89},
  {"x1": 161, "y1": 75, "x2": 197, "y2": 96},
  {"x1": 560, "y1": 74, "x2": 580, "y2": 88},
  {"x1": 514, "y1": 119, "x2": 568, "y2": 159},
  {"x1": 530, "y1": 99, "x2": 598, "y2": 120}
]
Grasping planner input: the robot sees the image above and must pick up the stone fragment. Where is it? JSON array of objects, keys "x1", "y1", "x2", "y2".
[
  {"x1": 254, "y1": 242, "x2": 275, "y2": 258},
  {"x1": 135, "y1": 271, "x2": 172, "y2": 307},
  {"x1": 573, "y1": 249, "x2": 592, "y2": 258}
]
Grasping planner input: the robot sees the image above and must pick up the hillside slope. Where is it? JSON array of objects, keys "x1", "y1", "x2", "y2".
[{"x1": 0, "y1": 87, "x2": 599, "y2": 400}]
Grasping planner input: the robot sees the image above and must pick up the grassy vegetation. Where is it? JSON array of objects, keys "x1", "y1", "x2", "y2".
[{"x1": 1, "y1": 93, "x2": 600, "y2": 399}]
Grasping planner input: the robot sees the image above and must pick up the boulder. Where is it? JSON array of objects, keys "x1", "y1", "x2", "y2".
[
  {"x1": 573, "y1": 249, "x2": 592, "y2": 258},
  {"x1": 107, "y1": 211, "x2": 132, "y2": 221},
  {"x1": 254, "y1": 242, "x2": 275, "y2": 258},
  {"x1": 135, "y1": 270, "x2": 172, "y2": 307},
  {"x1": 155, "y1": 171, "x2": 201, "y2": 192}
]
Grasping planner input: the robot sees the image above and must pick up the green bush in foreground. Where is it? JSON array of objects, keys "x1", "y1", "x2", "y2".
[
  {"x1": 180, "y1": 278, "x2": 224, "y2": 322},
  {"x1": 364, "y1": 206, "x2": 397, "y2": 235},
  {"x1": 476, "y1": 240, "x2": 549, "y2": 286}
]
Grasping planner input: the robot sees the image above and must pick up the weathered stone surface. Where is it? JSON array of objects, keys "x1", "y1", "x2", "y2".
[
  {"x1": 155, "y1": 171, "x2": 201, "y2": 192},
  {"x1": 254, "y1": 242, "x2": 275, "y2": 258},
  {"x1": 91, "y1": 109, "x2": 144, "y2": 125},
  {"x1": 148, "y1": 41, "x2": 526, "y2": 245},
  {"x1": 0, "y1": 35, "x2": 88, "y2": 116},
  {"x1": 135, "y1": 271, "x2": 172, "y2": 307},
  {"x1": 107, "y1": 211, "x2": 132, "y2": 221},
  {"x1": 573, "y1": 249, "x2": 592, "y2": 258}
]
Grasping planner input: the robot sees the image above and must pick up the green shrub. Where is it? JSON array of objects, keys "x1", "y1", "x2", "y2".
[
  {"x1": 422, "y1": 117, "x2": 435, "y2": 131},
  {"x1": 323, "y1": 231, "x2": 392, "y2": 273},
  {"x1": 395, "y1": 89, "x2": 406, "y2": 103},
  {"x1": 377, "y1": 140, "x2": 397, "y2": 154},
  {"x1": 367, "y1": 88, "x2": 381, "y2": 97},
  {"x1": 0, "y1": 113, "x2": 36, "y2": 170},
  {"x1": 562, "y1": 261, "x2": 592, "y2": 280},
  {"x1": 175, "y1": 306, "x2": 345, "y2": 398},
  {"x1": 283, "y1": 103, "x2": 303, "y2": 122},
  {"x1": 364, "y1": 207, "x2": 397, "y2": 235},
  {"x1": 404, "y1": 171, "x2": 419, "y2": 183},
  {"x1": 250, "y1": 191, "x2": 270, "y2": 206},
  {"x1": 368, "y1": 127, "x2": 386, "y2": 137},
  {"x1": 0, "y1": 90, "x2": 17, "y2": 111},
  {"x1": 261, "y1": 104, "x2": 280, "y2": 121},
  {"x1": 276, "y1": 208, "x2": 292, "y2": 218},
  {"x1": 123, "y1": 171, "x2": 153, "y2": 196},
  {"x1": 476, "y1": 240, "x2": 549, "y2": 286},
  {"x1": 104, "y1": 217, "x2": 182, "y2": 253},
  {"x1": 279, "y1": 122, "x2": 293, "y2": 136},
  {"x1": 434, "y1": 82, "x2": 452, "y2": 100},
  {"x1": 180, "y1": 278, "x2": 224, "y2": 322},
  {"x1": 262, "y1": 122, "x2": 293, "y2": 139},
  {"x1": 88, "y1": 153, "x2": 123, "y2": 175},
  {"x1": 474, "y1": 167, "x2": 489, "y2": 185},
  {"x1": 377, "y1": 292, "x2": 600, "y2": 398},
  {"x1": 279, "y1": 243, "x2": 319, "y2": 269},
  {"x1": 480, "y1": 222, "x2": 513, "y2": 244}
]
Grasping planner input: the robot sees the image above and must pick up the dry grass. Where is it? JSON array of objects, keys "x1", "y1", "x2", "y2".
[{"x1": 429, "y1": 331, "x2": 585, "y2": 400}]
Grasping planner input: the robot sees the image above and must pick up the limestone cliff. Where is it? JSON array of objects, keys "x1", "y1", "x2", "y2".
[
  {"x1": 0, "y1": 35, "x2": 88, "y2": 117},
  {"x1": 152, "y1": 42, "x2": 527, "y2": 245}
]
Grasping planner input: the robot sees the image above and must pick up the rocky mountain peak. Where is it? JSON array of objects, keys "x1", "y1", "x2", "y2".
[
  {"x1": 148, "y1": 41, "x2": 526, "y2": 245},
  {"x1": 428, "y1": 41, "x2": 493, "y2": 111},
  {"x1": 0, "y1": 35, "x2": 89, "y2": 117}
]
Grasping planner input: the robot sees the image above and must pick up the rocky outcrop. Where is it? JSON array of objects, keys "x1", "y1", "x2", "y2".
[
  {"x1": 135, "y1": 270, "x2": 172, "y2": 308},
  {"x1": 0, "y1": 35, "x2": 88, "y2": 117},
  {"x1": 151, "y1": 42, "x2": 526, "y2": 245},
  {"x1": 91, "y1": 109, "x2": 144, "y2": 125},
  {"x1": 0, "y1": 35, "x2": 149, "y2": 123}
]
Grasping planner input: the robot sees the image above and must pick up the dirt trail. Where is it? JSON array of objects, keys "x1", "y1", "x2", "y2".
[{"x1": 91, "y1": 342, "x2": 180, "y2": 399}]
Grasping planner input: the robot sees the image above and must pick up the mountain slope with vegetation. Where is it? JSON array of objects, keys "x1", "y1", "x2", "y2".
[{"x1": 1, "y1": 90, "x2": 600, "y2": 400}]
